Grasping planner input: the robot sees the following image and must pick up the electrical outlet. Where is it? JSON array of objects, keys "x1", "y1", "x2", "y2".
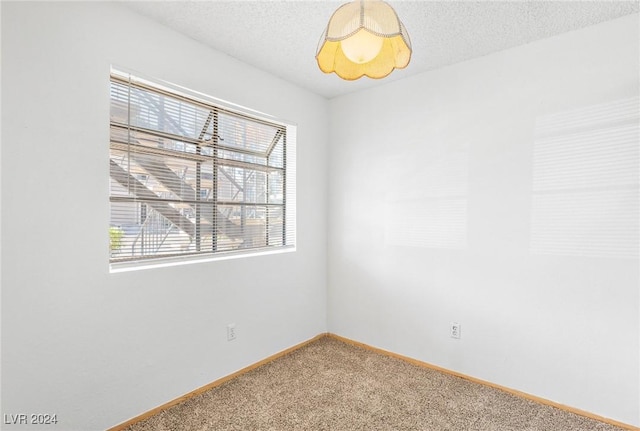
[
  {"x1": 227, "y1": 323, "x2": 236, "y2": 341},
  {"x1": 450, "y1": 322, "x2": 461, "y2": 339}
]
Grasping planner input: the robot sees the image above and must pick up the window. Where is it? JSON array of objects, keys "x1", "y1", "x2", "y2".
[{"x1": 109, "y1": 70, "x2": 295, "y2": 265}]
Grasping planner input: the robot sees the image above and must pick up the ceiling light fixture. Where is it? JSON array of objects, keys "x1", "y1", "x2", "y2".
[{"x1": 316, "y1": 0, "x2": 412, "y2": 80}]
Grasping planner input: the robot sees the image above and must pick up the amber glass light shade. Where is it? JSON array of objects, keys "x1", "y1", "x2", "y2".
[{"x1": 316, "y1": 0, "x2": 412, "y2": 80}]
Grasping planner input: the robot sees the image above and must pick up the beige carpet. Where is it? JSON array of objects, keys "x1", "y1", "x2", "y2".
[{"x1": 123, "y1": 336, "x2": 626, "y2": 431}]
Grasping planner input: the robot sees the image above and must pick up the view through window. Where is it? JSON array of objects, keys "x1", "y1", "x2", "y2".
[{"x1": 109, "y1": 70, "x2": 295, "y2": 264}]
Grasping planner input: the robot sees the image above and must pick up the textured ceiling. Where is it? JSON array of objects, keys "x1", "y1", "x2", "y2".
[{"x1": 122, "y1": 1, "x2": 639, "y2": 99}]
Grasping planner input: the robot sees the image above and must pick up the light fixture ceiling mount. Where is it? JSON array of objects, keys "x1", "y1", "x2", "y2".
[{"x1": 316, "y1": 0, "x2": 412, "y2": 81}]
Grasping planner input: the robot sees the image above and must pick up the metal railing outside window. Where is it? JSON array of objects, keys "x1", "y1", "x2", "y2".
[{"x1": 109, "y1": 70, "x2": 296, "y2": 265}]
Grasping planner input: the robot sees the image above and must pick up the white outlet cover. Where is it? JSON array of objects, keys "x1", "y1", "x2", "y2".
[
  {"x1": 227, "y1": 323, "x2": 236, "y2": 341},
  {"x1": 450, "y1": 322, "x2": 461, "y2": 339}
]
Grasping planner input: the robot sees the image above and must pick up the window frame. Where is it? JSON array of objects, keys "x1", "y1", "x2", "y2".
[{"x1": 109, "y1": 69, "x2": 296, "y2": 270}]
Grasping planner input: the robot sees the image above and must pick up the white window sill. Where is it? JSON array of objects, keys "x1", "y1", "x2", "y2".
[{"x1": 109, "y1": 246, "x2": 296, "y2": 274}]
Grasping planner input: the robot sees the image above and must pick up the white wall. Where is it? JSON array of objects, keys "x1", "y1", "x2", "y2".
[
  {"x1": 328, "y1": 14, "x2": 639, "y2": 427},
  {"x1": 1, "y1": 2, "x2": 327, "y2": 430}
]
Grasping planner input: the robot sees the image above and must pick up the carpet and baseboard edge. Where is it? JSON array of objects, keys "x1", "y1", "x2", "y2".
[
  {"x1": 107, "y1": 332, "x2": 639, "y2": 431},
  {"x1": 107, "y1": 333, "x2": 327, "y2": 431},
  {"x1": 328, "y1": 334, "x2": 639, "y2": 431}
]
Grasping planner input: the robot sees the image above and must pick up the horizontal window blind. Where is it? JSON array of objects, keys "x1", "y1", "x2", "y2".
[{"x1": 109, "y1": 71, "x2": 295, "y2": 264}]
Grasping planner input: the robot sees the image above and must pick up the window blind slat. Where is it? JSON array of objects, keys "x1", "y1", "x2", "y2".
[{"x1": 109, "y1": 70, "x2": 295, "y2": 264}]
